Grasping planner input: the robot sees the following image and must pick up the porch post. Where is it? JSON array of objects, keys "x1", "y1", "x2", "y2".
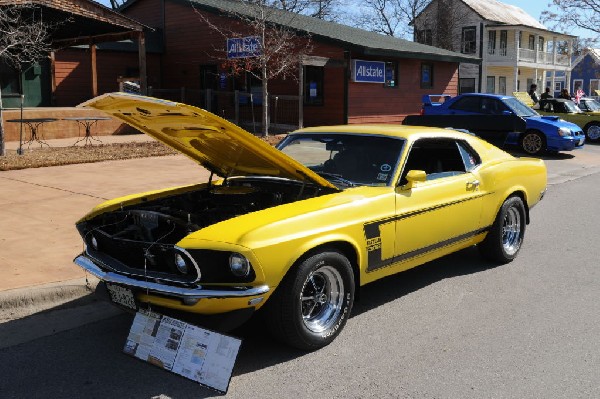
[
  {"x1": 138, "y1": 31, "x2": 147, "y2": 95},
  {"x1": 91, "y1": 43, "x2": 98, "y2": 97}
]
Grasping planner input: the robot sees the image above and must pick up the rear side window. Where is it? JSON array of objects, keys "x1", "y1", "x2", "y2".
[
  {"x1": 450, "y1": 97, "x2": 480, "y2": 113},
  {"x1": 457, "y1": 140, "x2": 481, "y2": 171}
]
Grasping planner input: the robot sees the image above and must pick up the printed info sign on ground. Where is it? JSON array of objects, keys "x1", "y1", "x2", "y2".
[{"x1": 123, "y1": 309, "x2": 242, "y2": 393}]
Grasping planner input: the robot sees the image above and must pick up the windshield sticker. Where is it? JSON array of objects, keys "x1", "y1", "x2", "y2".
[
  {"x1": 377, "y1": 173, "x2": 388, "y2": 181},
  {"x1": 380, "y1": 164, "x2": 392, "y2": 172}
]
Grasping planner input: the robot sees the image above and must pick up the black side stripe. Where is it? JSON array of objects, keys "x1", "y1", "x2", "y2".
[{"x1": 366, "y1": 226, "x2": 491, "y2": 272}]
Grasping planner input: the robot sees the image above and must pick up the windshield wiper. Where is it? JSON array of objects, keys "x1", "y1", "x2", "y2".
[{"x1": 316, "y1": 172, "x2": 357, "y2": 187}]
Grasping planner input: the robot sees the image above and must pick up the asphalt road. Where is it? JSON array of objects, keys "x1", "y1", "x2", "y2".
[{"x1": 1, "y1": 144, "x2": 599, "y2": 398}]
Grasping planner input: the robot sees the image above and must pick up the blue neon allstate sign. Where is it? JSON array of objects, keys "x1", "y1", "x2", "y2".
[
  {"x1": 227, "y1": 36, "x2": 262, "y2": 59},
  {"x1": 352, "y1": 60, "x2": 385, "y2": 83}
]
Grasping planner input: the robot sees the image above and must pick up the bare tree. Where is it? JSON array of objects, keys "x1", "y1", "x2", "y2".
[
  {"x1": 264, "y1": 0, "x2": 341, "y2": 20},
  {"x1": 352, "y1": 0, "x2": 429, "y2": 38},
  {"x1": 541, "y1": 0, "x2": 600, "y2": 43},
  {"x1": 0, "y1": 4, "x2": 53, "y2": 156},
  {"x1": 195, "y1": 1, "x2": 313, "y2": 136}
]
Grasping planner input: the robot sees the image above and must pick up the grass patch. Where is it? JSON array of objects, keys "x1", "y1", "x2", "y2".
[
  {"x1": 1, "y1": 141, "x2": 177, "y2": 171},
  {"x1": 1, "y1": 134, "x2": 285, "y2": 171}
]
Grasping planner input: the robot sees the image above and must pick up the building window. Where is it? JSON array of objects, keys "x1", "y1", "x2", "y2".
[
  {"x1": 499, "y1": 76, "x2": 507, "y2": 95},
  {"x1": 539, "y1": 37, "x2": 545, "y2": 52},
  {"x1": 416, "y1": 29, "x2": 432, "y2": 45},
  {"x1": 528, "y1": 35, "x2": 535, "y2": 50},
  {"x1": 461, "y1": 26, "x2": 477, "y2": 54},
  {"x1": 304, "y1": 65, "x2": 324, "y2": 105},
  {"x1": 554, "y1": 82, "x2": 563, "y2": 92},
  {"x1": 384, "y1": 62, "x2": 397, "y2": 88},
  {"x1": 459, "y1": 78, "x2": 476, "y2": 94},
  {"x1": 590, "y1": 79, "x2": 599, "y2": 96},
  {"x1": 420, "y1": 63, "x2": 433, "y2": 89},
  {"x1": 487, "y1": 76, "x2": 495, "y2": 93},
  {"x1": 0, "y1": 60, "x2": 20, "y2": 95},
  {"x1": 488, "y1": 31, "x2": 496, "y2": 55},
  {"x1": 500, "y1": 30, "x2": 507, "y2": 56}
]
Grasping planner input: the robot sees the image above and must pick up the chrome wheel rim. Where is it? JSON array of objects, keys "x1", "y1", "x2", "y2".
[
  {"x1": 300, "y1": 265, "x2": 344, "y2": 333},
  {"x1": 522, "y1": 134, "x2": 542, "y2": 154},
  {"x1": 587, "y1": 125, "x2": 600, "y2": 140},
  {"x1": 502, "y1": 207, "x2": 522, "y2": 256}
]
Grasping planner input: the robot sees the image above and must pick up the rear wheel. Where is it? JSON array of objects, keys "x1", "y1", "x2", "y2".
[
  {"x1": 584, "y1": 122, "x2": 600, "y2": 142},
  {"x1": 265, "y1": 250, "x2": 354, "y2": 351},
  {"x1": 479, "y1": 196, "x2": 526, "y2": 264},
  {"x1": 520, "y1": 131, "x2": 546, "y2": 155}
]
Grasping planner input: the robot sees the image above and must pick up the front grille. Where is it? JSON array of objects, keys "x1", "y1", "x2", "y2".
[{"x1": 86, "y1": 230, "x2": 199, "y2": 284}]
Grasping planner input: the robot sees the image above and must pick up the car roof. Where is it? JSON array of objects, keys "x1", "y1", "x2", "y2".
[
  {"x1": 457, "y1": 93, "x2": 510, "y2": 100},
  {"x1": 292, "y1": 124, "x2": 476, "y2": 142}
]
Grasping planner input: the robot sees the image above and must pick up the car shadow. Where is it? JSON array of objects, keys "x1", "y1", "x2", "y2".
[
  {"x1": 505, "y1": 147, "x2": 575, "y2": 160},
  {"x1": 233, "y1": 246, "x2": 499, "y2": 370}
]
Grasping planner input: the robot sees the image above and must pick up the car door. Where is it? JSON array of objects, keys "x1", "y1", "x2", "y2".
[{"x1": 366, "y1": 138, "x2": 485, "y2": 272}]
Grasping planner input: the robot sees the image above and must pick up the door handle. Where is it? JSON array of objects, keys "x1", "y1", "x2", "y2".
[{"x1": 466, "y1": 180, "x2": 480, "y2": 190}]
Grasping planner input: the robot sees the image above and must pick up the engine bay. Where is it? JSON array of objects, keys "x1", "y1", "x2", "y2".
[{"x1": 78, "y1": 177, "x2": 334, "y2": 279}]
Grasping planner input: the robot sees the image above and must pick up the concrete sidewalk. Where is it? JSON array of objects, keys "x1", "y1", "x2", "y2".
[{"x1": 0, "y1": 135, "x2": 210, "y2": 319}]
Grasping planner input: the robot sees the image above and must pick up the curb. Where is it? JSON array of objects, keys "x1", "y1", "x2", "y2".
[{"x1": 0, "y1": 277, "x2": 100, "y2": 323}]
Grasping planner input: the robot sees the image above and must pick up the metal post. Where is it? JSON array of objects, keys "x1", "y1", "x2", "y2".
[
  {"x1": 17, "y1": 95, "x2": 24, "y2": 155},
  {"x1": 274, "y1": 96, "x2": 278, "y2": 130},
  {"x1": 298, "y1": 62, "x2": 304, "y2": 128},
  {"x1": 250, "y1": 93, "x2": 256, "y2": 134},
  {"x1": 234, "y1": 90, "x2": 239, "y2": 125}
]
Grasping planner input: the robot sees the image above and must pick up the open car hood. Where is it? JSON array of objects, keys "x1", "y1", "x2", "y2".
[{"x1": 80, "y1": 93, "x2": 336, "y2": 189}]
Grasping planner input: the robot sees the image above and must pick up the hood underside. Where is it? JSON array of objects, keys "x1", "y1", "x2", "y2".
[{"x1": 80, "y1": 92, "x2": 336, "y2": 189}]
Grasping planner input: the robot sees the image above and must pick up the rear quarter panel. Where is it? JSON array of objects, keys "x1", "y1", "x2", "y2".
[{"x1": 477, "y1": 156, "x2": 547, "y2": 227}]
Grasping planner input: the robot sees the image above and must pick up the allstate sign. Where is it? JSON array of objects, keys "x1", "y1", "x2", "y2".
[
  {"x1": 352, "y1": 60, "x2": 385, "y2": 83},
  {"x1": 227, "y1": 36, "x2": 262, "y2": 59}
]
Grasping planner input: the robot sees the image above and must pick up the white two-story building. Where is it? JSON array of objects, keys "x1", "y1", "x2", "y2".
[{"x1": 413, "y1": 0, "x2": 576, "y2": 95}]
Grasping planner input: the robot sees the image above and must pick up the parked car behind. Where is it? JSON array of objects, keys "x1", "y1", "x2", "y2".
[
  {"x1": 421, "y1": 93, "x2": 585, "y2": 155},
  {"x1": 539, "y1": 98, "x2": 600, "y2": 142}
]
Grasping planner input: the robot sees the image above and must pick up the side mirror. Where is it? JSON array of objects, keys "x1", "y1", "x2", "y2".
[{"x1": 401, "y1": 170, "x2": 427, "y2": 190}]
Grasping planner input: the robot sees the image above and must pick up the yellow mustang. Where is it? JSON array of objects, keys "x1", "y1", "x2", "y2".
[{"x1": 74, "y1": 93, "x2": 547, "y2": 350}]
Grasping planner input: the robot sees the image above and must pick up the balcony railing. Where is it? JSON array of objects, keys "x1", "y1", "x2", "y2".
[{"x1": 487, "y1": 48, "x2": 570, "y2": 67}]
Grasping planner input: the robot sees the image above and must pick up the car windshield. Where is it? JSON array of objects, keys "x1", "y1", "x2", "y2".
[
  {"x1": 563, "y1": 100, "x2": 583, "y2": 113},
  {"x1": 277, "y1": 133, "x2": 405, "y2": 187},
  {"x1": 503, "y1": 97, "x2": 539, "y2": 117},
  {"x1": 581, "y1": 99, "x2": 600, "y2": 112}
]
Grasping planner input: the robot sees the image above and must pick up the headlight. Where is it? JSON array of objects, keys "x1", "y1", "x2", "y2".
[
  {"x1": 229, "y1": 253, "x2": 251, "y2": 277},
  {"x1": 90, "y1": 235, "x2": 98, "y2": 250},
  {"x1": 558, "y1": 127, "x2": 572, "y2": 137},
  {"x1": 175, "y1": 253, "x2": 189, "y2": 274}
]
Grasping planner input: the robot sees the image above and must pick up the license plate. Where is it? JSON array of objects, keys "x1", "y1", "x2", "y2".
[{"x1": 106, "y1": 283, "x2": 137, "y2": 310}]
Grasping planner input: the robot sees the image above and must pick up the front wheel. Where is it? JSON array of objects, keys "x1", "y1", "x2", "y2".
[
  {"x1": 265, "y1": 251, "x2": 354, "y2": 351},
  {"x1": 520, "y1": 131, "x2": 546, "y2": 155},
  {"x1": 584, "y1": 122, "x2": 600, "y2": 142},
  {"x1": 478, "y1": 196, "x2": 526, "y2": 264}
]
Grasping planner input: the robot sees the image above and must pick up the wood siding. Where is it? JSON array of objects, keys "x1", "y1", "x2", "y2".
[{"x1": 53, "y1": 48, "x2": 160, "y2": 106}]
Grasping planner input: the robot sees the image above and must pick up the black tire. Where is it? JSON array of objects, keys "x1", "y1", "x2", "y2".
[
  {"x1": 264, "y1": 250, "x2": 354, "y2": 351},
  {"x1": 478, "y1": 196, "x2": 526, "y2": 264},
  {"x1": 520, "y1": 131, "x2": 546, "y2": 155},
  {"x1": 584, "y1": 122, "x2": 600, "y2": 142}
]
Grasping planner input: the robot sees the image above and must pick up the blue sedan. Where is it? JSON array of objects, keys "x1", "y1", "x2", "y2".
[{"x1": 422, "y1": 93, "x2": 585, "y2": 155}]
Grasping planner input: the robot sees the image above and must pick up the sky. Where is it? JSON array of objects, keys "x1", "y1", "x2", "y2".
[{"x1": 93, "y1": 0, "x2": 590, "y2": 39}]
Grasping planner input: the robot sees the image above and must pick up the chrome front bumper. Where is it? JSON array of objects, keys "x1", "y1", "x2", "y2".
[{"x1": 74, "y1": 255, "x2": 270, "y2": 300}]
